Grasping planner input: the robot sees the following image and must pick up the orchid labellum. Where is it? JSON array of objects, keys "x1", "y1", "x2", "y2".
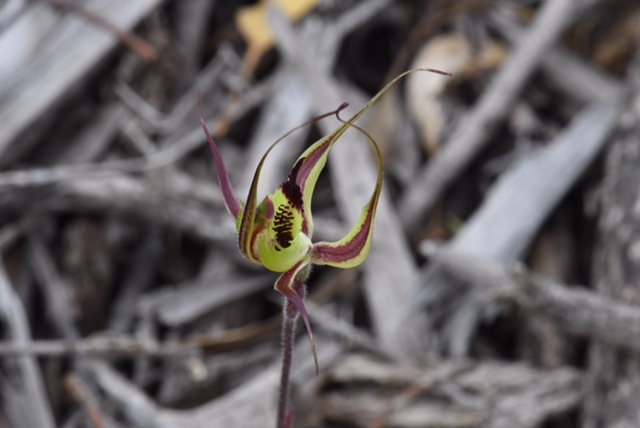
[{"x1": 199, "y1": 68, "x2": 450, "y2": 374}]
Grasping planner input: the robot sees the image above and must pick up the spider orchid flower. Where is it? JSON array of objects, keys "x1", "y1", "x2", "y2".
[{"x1": 199, "y1": 68, "x2": 451, "y2": 373}]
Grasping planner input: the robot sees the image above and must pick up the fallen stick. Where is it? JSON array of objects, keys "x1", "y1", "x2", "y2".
[
  {"x1": 398, "y1": 0, "x2": 597, "y2": 235},
  {"x1": 0, "y1": 336, "x2": 198, "y2": 358},
  {"x1": 0, "y1": 0, "x2": 163, "y2": 165},
  {"x1": 424, "y1": 245, "x2": 640, "y2": 353},
  {"x1": 400, "y1": 94, "x2": 622, "y2": 356},
  {"x1": 0, "y1": 261, "x2": 55, "y2": 428}
]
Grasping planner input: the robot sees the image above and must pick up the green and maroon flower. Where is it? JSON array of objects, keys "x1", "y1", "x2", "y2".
[{"x1": 200, "y1": 68, "x2": 450, "y2": 372}]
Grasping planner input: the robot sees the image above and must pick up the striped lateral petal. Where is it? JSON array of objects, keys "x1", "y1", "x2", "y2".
[
  {"x1": 290, "y1": 69, "x2": 452, "y2": 240},
  {"x1": 309, "y1": 120, "x2": 383, "y2": 268}
]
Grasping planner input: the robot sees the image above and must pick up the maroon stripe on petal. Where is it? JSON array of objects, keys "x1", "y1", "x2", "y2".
[
  {"x1": 295, "y1": 138, "x2": 333, "y2": 190},
  {"x1": 311, "y1": 209, "x2": 374, "y2": 265}
]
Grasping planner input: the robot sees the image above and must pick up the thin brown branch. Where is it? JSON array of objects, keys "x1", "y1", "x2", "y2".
[
  {"x1": 64, "y1": 374, "x2": 108, "y2": 428},
  {"x1": 47, "y1": 0, "x2": 157, "y2": 62}
]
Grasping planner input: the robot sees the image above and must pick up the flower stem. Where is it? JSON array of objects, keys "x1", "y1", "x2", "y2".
[
  {"x1": 277, "y1": 297, "x2": 296, "y2": 428},
  {"x1": 277, "y1": 267, "x2": 310, "y2": 428}
]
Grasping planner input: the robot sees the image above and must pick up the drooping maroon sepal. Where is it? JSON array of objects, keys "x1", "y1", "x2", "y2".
[{"x1": 274, "y1": 259, "x2": 318, "y2": 374}]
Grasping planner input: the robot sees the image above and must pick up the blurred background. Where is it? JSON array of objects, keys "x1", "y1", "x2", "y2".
[{"x1": 0, "y1": 0, "x2": 639, "y2": 427}]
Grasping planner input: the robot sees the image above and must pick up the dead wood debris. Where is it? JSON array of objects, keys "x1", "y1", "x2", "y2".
[
  {"x1": 317, "y1": 354, "x2": 581, "y2": 428},
  {"x1": 0, "y1": 1, "x2": 639, "y2": 427}
]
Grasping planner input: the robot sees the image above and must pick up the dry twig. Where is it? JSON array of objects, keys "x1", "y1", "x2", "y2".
[
  {"x1": 0, "y1": 335, "x2": 198, "y2": 358},
  {"x1": 0, "y1": 0, "x2": 163, "y2": 164},
  {"x1": 0, "y1": 260, "x2": 55, "y2": 428},
  {"x1": 402, "y1": 94, "x2": 622, "y2": 356},
  {"x1": 398, "y1": 0, "x2": 596, "y2": 235},
  {"x1": 425, "y1": 245, "x2": 640, "y2": 353}
]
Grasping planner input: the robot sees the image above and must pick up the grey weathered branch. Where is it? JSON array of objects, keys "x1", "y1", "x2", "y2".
[
  {"x1": 0, "y1": 0, "x2": 163, "y2": 165},
  {"x1": 0, "y1": 261, "x2": 55, "y2": 428},
  {"x1": 0, "y1": 335, "x2": 198, "y2": 358},
  {"x1": 398, "y1": 0, "x2": 597, "y2": 235},
  {"x1": 1, "y1": 174, "x2": 236, "y2": 244},
  {"x1": 318, "y1": 353, "x2": 582, "y2": 428},
  {"x1": 583, "y1": 45, "x2": 640, "y2": 427},
  {"x1": 490, "y1": 10, "x2": 621, "y2": 104},
  {"x1": 88, "y1": 337, "x2": 344, "y2": 428},
  {"x1": 425, "y1": 245, "x2": 640, "y2": 353},
  {"x1": 403, "y1": 94, "x2": 622, "y2": 356}
]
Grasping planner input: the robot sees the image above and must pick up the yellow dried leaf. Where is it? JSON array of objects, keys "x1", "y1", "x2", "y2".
[
  {"x1": 236, "y1": 0, "x2": 320, "y2": 51},
  {"x1": 407, "y1": 34, "x2": 506, "y2": 155}
]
